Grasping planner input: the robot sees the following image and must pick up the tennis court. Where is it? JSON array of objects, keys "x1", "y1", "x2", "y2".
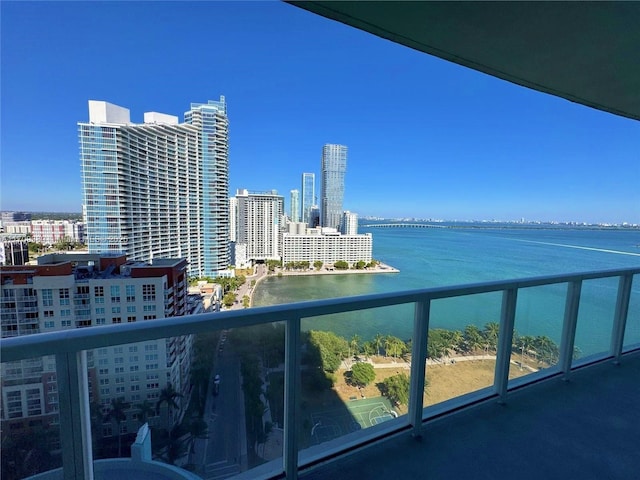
[{"x1": 309, "y1": 397, "x2": 397, "y2": 444}]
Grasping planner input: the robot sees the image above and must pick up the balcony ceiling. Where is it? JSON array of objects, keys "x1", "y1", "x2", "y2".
[{"x1": 288, "y1": 1, "x2": 640, "y2": 121}]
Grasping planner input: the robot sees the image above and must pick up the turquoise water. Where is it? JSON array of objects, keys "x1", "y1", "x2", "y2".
[{"x1": 253, "y1": 224, "x2": 640, "y2": 356}]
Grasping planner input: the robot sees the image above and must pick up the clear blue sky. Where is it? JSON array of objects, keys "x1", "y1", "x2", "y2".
[{"x1": 2, "y1": 1, "x2": 638, "y2": 224}]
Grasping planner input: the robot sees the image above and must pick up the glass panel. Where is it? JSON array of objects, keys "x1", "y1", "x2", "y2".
[
  {"x1": 1, "y1": 355, "x2": 62, "y2": 479},
  {"x1": 574, "y1": 278, "x2": 618, "y2": 363},
  {"x1": 299, "y1": 305, "x2": 411, "y2": 457},
  {"x1": 427, "y1": 292, "x2": 503, "y2": 406},
  {"x1": 510, "y1": 284, "x2": 564, "y2": 380},
  {"x1": 623, "y1": 275, "x2": 640, "y2": 351},
  {"x1": 225, "y1": 323, "x2": 285, "y2": 478}
]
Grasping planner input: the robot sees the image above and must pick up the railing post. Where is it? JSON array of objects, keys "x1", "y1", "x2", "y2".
[
  {"x1": 494, "y1": 288, "x2": 517, "y2": 404},
  {"x1": 409, "y1": 299, "x2": 431, "y2": 439},
  {"x1": 283, "y1": 317, "x2": 301, "y2": 479},
  {"x1": 56, "y1": 351, "x2": 94, "y2": 480},
  {"x1": 611, "y1": 274, "x2": 634, "y2": 363},
  {"x1": 559, "y1": 280, "x2": 582, "y2": 379}
]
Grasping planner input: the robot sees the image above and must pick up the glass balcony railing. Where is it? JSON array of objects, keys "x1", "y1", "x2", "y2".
[{"x1": 1, "y1": 267, "x2": 638, "y2": 480}]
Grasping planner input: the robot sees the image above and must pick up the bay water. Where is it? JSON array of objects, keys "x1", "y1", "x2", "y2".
[{"x1": 253, "y1": 224, "x2": 640, "y2": 356}]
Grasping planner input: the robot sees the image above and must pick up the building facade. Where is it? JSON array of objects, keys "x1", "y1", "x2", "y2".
[
  {"x1": 235, "y1": 189, "x2": 284, "y2": 263},
  {"x1": 301, "y1": 173, "x2": 315, "y2": 224},
  {"x1": 290, "y1": 189, "x2": 300, "y2": 223},
  {"x1": 320, "y1": 144, "x2": 347, "y2": 230},
  {"x1": 0, "y1": 254, "x2": 193, "y2": 445},
  {"x1": 341, "y1": 211, "x2": 359, "y2": 235},
  {"x1": 282, "y1": 231, "x2": 372, "y2": 265},
  {"x1": 0, "y1": 237, "x2": 29, "y2": 266},
  {"x1": 79, "y1": 98, "x2": 230, "y2": 279},
  {"x1": 31, "y1": 220, "x2": 85, "y2": 245}
]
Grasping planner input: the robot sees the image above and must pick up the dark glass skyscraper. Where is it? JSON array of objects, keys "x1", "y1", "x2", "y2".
[{"x1": 320, "y1": 144, "x2": 347, "y2": 229}]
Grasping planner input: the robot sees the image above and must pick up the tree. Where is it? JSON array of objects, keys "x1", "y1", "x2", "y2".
[
  {"x1": 373, "y1": 333, "x2": 384, "y2": 356},
  {"x1": 307, "y1": 330, "x2": 348, "y2": 373},
  {"x1": 349, "y1": 334, "x2": 361, "y2": 358},
  {"x1": 104, "y1": 397, "x2": 130, "y2": 457},
  {"x1": 350, "y1": 362, "x2": 376, "y2": 388},
  {"x1": 242, "y1": 294, "x2": 250, "y2": 308},
  {"x1": 463, "y1": 325, "x2": 484, "y2": 353},
  {"x1": 314, "y1": 260, "x2": 323, "y2": 270},
  {"x1": 483, "y1": 322, "x2": 500, "y2": 352},
  {"x1": 380, "y1": 373, "x2": 410, "y2": 406},
  {"x1": 156, "y1": 384, "x2": 182, "y2": 425},
  {"x1": 223, "y1": 291, "x2": 237, "y2": 307},
  {"x1": 136, "y1": 400, "x2": 156, "y2": 425},
  {"x1": 185, "y1": 418, "x2": 208, "y2": 454},
  {"x1": 354, "y1": 260, "x2": 366, "y2": 269},
  {"x1": 334, "y1": 260, "x2": 349, "y2": 270}
]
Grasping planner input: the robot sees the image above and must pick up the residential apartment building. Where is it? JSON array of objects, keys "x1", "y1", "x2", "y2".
[
  {"x1": 282, "y1": 231, "x2": 372, "y2": 265},
  {"x1": 235, "y1": 189, "x2": 284, "y2": 264},
  {"x1": 341, "y1": 211, "x2": 359, "y2": 235},
  {"x1": 301, "y1": 173, "x2": 315, "y2": 224},
  {"x1": 0, "y1": 237, "x2": 29, "y2": 266},
  {"x1": 79, "y1": 98, "x2": 230, "y2": 279},
  {"x1": 320, "y1": 144, "x2": 347, "y2": 230},
  {"x1": 31, "y1": 220, "x2": 85, "y2": 245},
  {"x1": 0, "y1": 253, "x2": 193, "y2": 444}
]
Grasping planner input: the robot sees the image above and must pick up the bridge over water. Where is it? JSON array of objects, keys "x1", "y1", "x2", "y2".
[{"x1": 362, "y1": 223, "x2": 447, "y2": 228}]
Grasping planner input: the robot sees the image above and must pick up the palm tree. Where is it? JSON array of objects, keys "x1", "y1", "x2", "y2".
[
  {"x1": 349, "y1": 334, "x2": 361, "y2": 359},
  {"x1": 156, "y1": 383, "x2": 183, "y2": 426},
  {"x1": 483, "y1": 322, "x2": 500, "y2": 353},
  {"x1": 185, "y1": 418, "x2": 208, "y2": 454},
  {"x1": 373, "y1": 333, "x2": 384, "y2": 357},
  {"x1": 463, "y1": 325, "x2": 483, "y2": 353},
  {"x1": 104, "y1": 397, "x2": 130, "y2": 457},
  {"x1": 136, "y1": 400, "x2": 156, "y2": 425}
]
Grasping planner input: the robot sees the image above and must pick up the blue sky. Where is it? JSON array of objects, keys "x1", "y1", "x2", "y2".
[{"x1": 1, "y1": 1, "x2": 638, "y2": 224}]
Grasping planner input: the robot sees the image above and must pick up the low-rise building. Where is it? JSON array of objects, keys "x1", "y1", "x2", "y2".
[
  {"x1": 0, "y1": 253, "x2": 191, "y2": 446},
  {"x1": 282, "y1": 231, "x2": 372, "y2": 265}
]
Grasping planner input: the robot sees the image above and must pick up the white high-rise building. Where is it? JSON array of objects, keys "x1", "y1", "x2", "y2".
[
  {"x1": 290, "y1": 190, "x2": 300, "y2": 223},
  {"x1": 79, "y1": 98, "x2": 230, "y2": 278},
  {"x1": 320, "y1": 144, "x2": 347, "y2": 229},
  {"x1": 342, "y1": 211, "x2": 359, "y2": 235},
  {"x1": 235, "y1": 189, "x2": 284, "y2": 263}
]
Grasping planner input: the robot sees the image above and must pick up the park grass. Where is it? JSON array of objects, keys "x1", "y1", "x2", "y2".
[{"x1": 332, "y1": 358, "x2": 532, "y2": 413}]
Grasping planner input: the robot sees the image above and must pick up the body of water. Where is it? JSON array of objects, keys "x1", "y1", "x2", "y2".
[{"x1": 253, "y1": 224, "x2": 640, "y2": 356}]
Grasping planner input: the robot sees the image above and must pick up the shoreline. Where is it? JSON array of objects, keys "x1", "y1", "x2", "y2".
[{"x1": 248, "y1": 262, "x2": 399, "y2": 307}]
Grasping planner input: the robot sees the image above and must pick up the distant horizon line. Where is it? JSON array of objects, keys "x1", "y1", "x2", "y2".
[{"x1": 1, "y1": 210, "x2": 638, "y2": 227}]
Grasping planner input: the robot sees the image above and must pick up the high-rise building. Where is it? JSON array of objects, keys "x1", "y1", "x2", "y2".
[
  {"x1": 31, "y1": 220, "x2": 85, "y2": 245},
  {"x1": 301, "y1": 173, "x2": 315, "y2": 224},
  {"x1": 320, "y1": 144, "x2": 347, "y2": 229},
  {"x1": 290, "y1": 189, "x2": 300, "y2": 223},
  {"x1": 0, "y1": 253, "x2": 194, "y2": 441},
  {"x1": 341, "y1": 211, "x2": 359, "y2": 235},
  {"x1": 235, "y1": 189, "x2": 284, "y2": 264},
  {"x1": 79, "y1": 98, "x2": 230, "y2": 279}
]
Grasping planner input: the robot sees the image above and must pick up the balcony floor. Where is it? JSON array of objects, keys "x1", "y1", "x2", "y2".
[{"x1": 301, "y1": 351, "x2": 640, "y2": 480}]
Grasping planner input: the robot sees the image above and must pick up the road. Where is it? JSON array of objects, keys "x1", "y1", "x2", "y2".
[{"x1": 193, "y1": 336, "x2": 247, "y2": 479}]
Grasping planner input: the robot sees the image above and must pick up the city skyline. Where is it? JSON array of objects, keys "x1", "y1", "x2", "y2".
[{"x1": 2, "y1": 2, "x2": 639, "y2": 224}]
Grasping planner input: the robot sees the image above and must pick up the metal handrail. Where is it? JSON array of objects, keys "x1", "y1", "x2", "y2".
[{"x1": 1, "y1": 266, "x2": 638, "y2": 480}]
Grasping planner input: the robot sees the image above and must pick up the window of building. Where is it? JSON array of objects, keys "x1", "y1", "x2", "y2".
[
  {"x1": 126, "y1": 285, "x2": 135, "y2": 302},
  {"x1": 143, "y1": 284, "x2": 156, "y2": 302},
  {"x1": 44, "y1": 321, "x2": 55, "y2": 328},
  {"x1": 42, "y1": 289, "x2": 53, "y2": 306},
  {"x1": 127, "y1": 316, "x2": 136, "y2": 323},
  {"x1": 112, "y1": 317, "x2": 121, "y2": 324},
  {"x1": 59, "y1": 288, "x2": 70, "y2": 305}
]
